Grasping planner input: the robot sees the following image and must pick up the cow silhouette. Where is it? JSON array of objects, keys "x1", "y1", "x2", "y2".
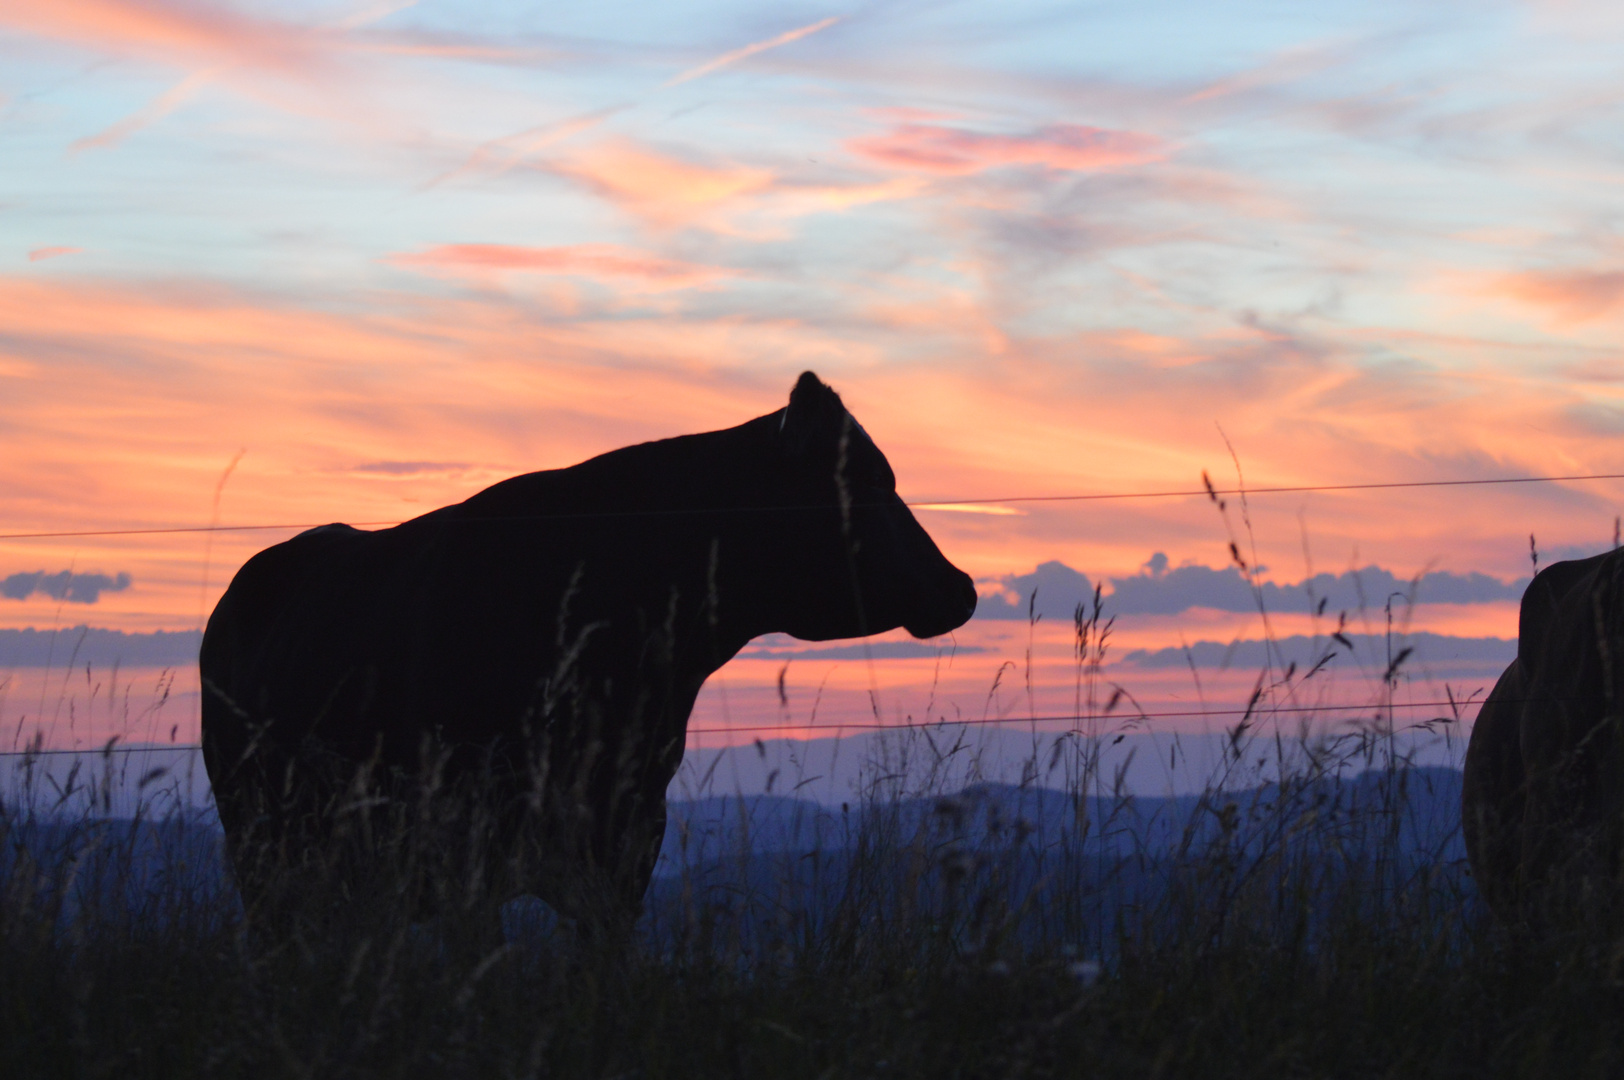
[
  {"x1": 1463, "y1": 547, "x2": 1624, "y2": 928},
  {"x1": 201, "y1": 372, "x2": 976, "y2": 935}
]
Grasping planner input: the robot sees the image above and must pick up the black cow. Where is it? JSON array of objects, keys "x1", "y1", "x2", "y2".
[
  {"x1": 1463, "y1": 547, "x2": 1624, "y2": 928},
  {"x1": 201, "y1": 372, "x2": 976, "y2": 935}
]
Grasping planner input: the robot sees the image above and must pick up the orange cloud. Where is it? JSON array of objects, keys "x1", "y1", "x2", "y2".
[
  {"x1": 547, "y1": 139, "x2": 925, "y2": 238},
  {"x1": 0, "y1": 269, "x2": 1617, "y2": 663},
  {"x1": 0, "y1": 274, "x2": 808, "y2": 636},
  {"x1": 1497, "y1": 268, "x2": 1624, "y2": 323},
  {"x1": 848, "y1": 122, "x2": 1164, "y2": 175},
  {"x1": 386, "y1": 243, "x2": 732, "y2": 289},
  {"x1": 3, "y1": 0, "x2": 328, "y2": 74},
  {"x1": 560, "y1": 139, "x2": 774, "y2": 228},
  {"x1": 28, "y1": 246, "x2": 82, "y2": 262}
]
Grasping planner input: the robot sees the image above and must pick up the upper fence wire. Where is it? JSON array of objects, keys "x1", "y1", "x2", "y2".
[
  {"x1": 1, "y1": 470, "x2": 1621, "y2": 541},
  {"x1": 2, "y1": 468, "x2": 1619, "y2": 757}
]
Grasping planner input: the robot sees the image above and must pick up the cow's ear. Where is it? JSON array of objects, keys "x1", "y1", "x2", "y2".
[{"x1": 780, "y1": 371, "x2": 845, "y2": 458}]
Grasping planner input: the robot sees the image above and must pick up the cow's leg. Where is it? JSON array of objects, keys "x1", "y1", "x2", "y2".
[
  {"x1": 529, "y1": 782, "x2": 667, "y2": 945},
  {"x1": 220, "y1": 751, "x2": 419, "y2": 953},
  {"x1": 207, "y1": 748, "x2": 307, "y2": 949},
  {"x1": 219, "y1": 801, "x2": 331, "y2": 951},
  {"x1": 502, "y1": 794, "x2": 635, "y2": 945},
  {"x1": 434, "y1": 772, "x2": 530, "y2": 956}
]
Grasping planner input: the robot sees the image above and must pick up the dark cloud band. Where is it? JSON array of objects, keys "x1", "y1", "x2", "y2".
[
  {"x1": 1121, "y1": 631, "x2": 1514, "y2": 675},
  {"x1": 0, "y1": 626, "x2": 200, "y2": 668},
  {"x1": 1, "y1": 571, "x2": 132, "y2": 605},
  {"x1": 976, "y1": 557, "x2": 1532, "y2": 620}
]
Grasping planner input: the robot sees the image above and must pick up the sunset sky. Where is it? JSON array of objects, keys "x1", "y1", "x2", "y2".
[{"x1": 3, "y1": 0, "x2": 1623, "y2": 753}]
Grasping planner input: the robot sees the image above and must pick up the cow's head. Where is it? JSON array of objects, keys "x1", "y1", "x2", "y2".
[{"x1": 766, "y1": 371, "x2": 976, "y2": 642}]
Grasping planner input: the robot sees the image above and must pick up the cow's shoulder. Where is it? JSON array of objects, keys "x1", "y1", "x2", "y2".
[
  {"x1": 1518, "y1": 551, "x2": 1615, "y2": 674},
  {"x1": 219, "y1": 524, "x2": 370, "y2": 618},
  {"x1": 202, "y1": 524, "x2": 368, "y2": 672},
  {"x1": 252, "y1": 522, "x2": 369, "y2": 573}
]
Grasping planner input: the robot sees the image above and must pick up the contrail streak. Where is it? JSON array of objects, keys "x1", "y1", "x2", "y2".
[
  {"x1": 70, "y1": 68, "x2": 220, "y2": 154},
  {"x1": 422, "y1": 104, "x2": 627, "y2": 189},
  {"x1": 664, "y1": 16, "x2": 840, "y2": 87},
  {"x1": 427, "y1": 16, "x2": 839, "y2": 188}
]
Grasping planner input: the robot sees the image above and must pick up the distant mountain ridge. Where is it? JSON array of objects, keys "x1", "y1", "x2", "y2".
[
  {"x1": 659, "y1": 766, "x2": 1467, "y2": 866},
  {"x1": 4, "y1": 766, "x2": 1472, "y2": 948}
]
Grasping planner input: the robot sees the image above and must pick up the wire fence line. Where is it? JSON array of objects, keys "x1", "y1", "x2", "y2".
[
  {"x1": 2, "y1": 471, "x2": 1622, "y2": 542},
  {"x1": 0, "y1": 695, "x2": 1494, "y2": 760},
  {"x1": 3, "y1": 466, "x2": 1595, "y2": 759}
]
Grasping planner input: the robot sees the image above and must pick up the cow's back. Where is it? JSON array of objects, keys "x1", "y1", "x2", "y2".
[{"x1": 200, "y1": 478, "x2": 698, "y2": 769}]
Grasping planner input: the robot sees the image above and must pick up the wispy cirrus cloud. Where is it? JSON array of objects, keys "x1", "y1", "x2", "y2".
[
  {"x1": 557, "y1": 139, "x2": 775, "y2": 228},
  {"x1": 848, "y1": 122, "x2": 1165, "y2": 175},
  {"x1": 386, "y1": 242, "x2": 735, "y2": 290},
  {"x1": 538, "y1": 136, "x2": 922, "y2": 237},
  {"x1": 1495, "y1": 268, "x2": 1624, "y2": 324},
  {"x1": 27, "y1": 246, "x2": 82, "y2": 262},
  {"x1": 432, "y1": 16, "x2": 840, "y2": 189},
  {"x1": 4, "y1": 0, "x2": 510, "y2": 155}
]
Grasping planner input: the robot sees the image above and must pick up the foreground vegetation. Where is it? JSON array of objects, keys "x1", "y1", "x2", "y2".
[{"x1": 4, "y1": 720, "x2": 1624, "y2": 1080}]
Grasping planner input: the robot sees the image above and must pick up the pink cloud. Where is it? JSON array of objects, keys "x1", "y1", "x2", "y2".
[
  {"x1": 28, "y1": 246, "x2": 82, "y2": 262},
  {"x1": 1497, "y1": 268, "x2": 1624, "y2": 323},
  {"x1": 848, "y1": 122, "x2": 1164, "y2": 175},
  {"x1": 862, "y1": 106, "x2": 961, "y2": 123},
  {"x1": 386, "y1": 243, "x2": 732, "y2": 289}
]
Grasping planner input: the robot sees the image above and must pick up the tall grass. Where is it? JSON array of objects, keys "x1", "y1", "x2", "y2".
[{"x1": 4, "y1": 590, "x2": 1623, "y2": 1077}]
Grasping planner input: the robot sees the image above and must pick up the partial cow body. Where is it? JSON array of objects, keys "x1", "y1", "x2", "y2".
[
  {"x1": 1462, "y1": 547, "x2": 1624, "y2": 929},
  {"x1": 201, "y1": 372, "x2": 976, "y2": 935}
]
